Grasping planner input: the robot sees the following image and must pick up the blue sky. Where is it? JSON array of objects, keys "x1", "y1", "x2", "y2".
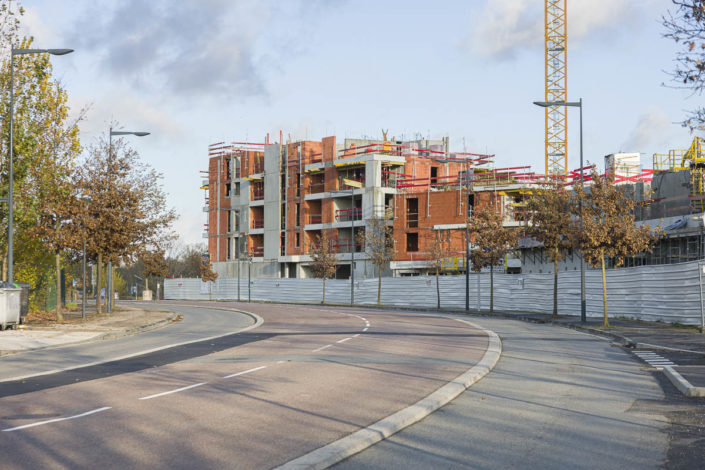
[{"x1": 21, "y1": 0, "x2": 697, "y2": 245}]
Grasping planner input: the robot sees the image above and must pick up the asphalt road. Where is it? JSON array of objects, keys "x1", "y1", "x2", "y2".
[
  {"x1": 0, "y1": 302, "x2": 256, "y2": 383},
  {"x1": 0, "y1": 302, "x2": 488, "y2": 469},
  {"x1": 334, "y1": 316, "x2": 669, "y2": 470}
]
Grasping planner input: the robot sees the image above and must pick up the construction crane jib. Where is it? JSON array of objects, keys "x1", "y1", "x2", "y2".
[{"x1": 545, "y1": 0, "x2": 568, "y2": 176}]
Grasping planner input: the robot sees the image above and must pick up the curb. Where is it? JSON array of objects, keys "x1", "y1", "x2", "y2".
[
  {"x1": 663, "y1": 366, "x2": 705, "y2": 397},
  {"x1": 96, "y1": 311, "x2": 179, "y2": 341},
  {"x1": 0, "y1": 307, "x2": 264, "y2": 383},
  {"x1": 0, "y1": 308, "x2": 180, "y2": 358},
  {"x1": 275, "y1": 318, "x2": 502, "y2": 470}
]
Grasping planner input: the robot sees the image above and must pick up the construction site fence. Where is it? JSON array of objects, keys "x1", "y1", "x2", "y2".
[{"x1": 164, "y1": 259, "x2": 705, "y2": 325}]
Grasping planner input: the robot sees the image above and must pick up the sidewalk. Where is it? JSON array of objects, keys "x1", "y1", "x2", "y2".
[
  {"x1": 511, "y1": 313, "x2": 705, "y2": 397},
  {"x1": 0, "y1": 304, "x2": 177, "y2": 356}
]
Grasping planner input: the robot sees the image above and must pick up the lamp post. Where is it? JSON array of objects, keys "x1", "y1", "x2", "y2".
[
  {"x1": 533, "y1": 98, "x2": 586, "y2": 323},
  {"x1": 80, "y1": 196, "x2": 92, "y2": 320},
  {"x1": 106, "y1": 127, "x2": 150, "y2": 313},
  {"x1": 247, "y1": 253, "x2": 253, "y2": 302},
  {"x1": 7, "y1": 47, "x2": 73, "y2": 284}
]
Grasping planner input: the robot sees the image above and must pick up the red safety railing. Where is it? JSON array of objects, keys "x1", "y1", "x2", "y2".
[
  {"x1": 406, "y1": 212, "x2": 419, "y2": 228},
  {"x1": 251, "y1": 246, "x2": 264, "y2": 257},
  {"x1": 252, "y1": 186, "x2": 264, "y2": 201},
  {"x1": 252, "y1": 218, "x2": 264, "y2": 229},
  {"x1": 335, "y1": 208, "x2": 362, "y2": 222},
  {"x1": 309, "y1": 214, "x2": 322, "y2": 224},
  {"x1": 331, "y1": 238, "x2": 362, "y2": 253},
  {"x1": 308, "y1": 182, "x2": 325, "y2": 193}
]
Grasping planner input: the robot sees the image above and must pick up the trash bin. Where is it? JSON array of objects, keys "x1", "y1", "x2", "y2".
[
  {"x1": 0, "y1": 288, "x2": 21, "y2": 330},
  {"x1": 14, "y1": 282, "x2": 30, "y2": 324}
]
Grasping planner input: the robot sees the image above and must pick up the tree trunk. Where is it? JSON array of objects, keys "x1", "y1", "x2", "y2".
[
  {"x1": 490, "y1": 264, "x2": 494, "y2": 313},
  {"x1": 553, "y1": 253, "x2": 558, "y2": 318},
  {"x1": 55, "y1": 253, "x2": 63, "y2": 322},
  {"x1": 322, "y1": 277, "x2": 326, "y2": 304},
  {"x1": 436, "y1": 266, "x2": 440, "y2": 309},
  {"x1": 97, "y1": 253, "x2": 103, "y2": 314},
  {"x1": 601, "y1": 250, "x2": 609, "y2": 327},
  {"x1": 377, "y1": 265, "x2": 382, "y2": 306}
]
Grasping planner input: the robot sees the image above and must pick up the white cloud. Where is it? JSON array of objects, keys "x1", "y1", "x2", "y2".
[
  {"x1": 469, "y1": 0, "x2": 637, "y2": 60},
  {"x1": 68, "y1": 92, "x2": 185, "y2": 144},
  {"x1": 621, "y1": 108, "x2": 674, "y2": 152}
]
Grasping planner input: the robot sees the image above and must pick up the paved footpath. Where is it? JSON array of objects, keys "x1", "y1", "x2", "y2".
[
  {"x1": 0, "y1": 305, "x2": 175, "y2": 356},
  {"x1": 512, "y1": 314, "x2": 705, "y2": 396}
]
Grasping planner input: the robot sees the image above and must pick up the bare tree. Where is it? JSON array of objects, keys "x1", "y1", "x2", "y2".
[
  {"x1": 359, "y1": 210, "x2": 396, "y2": 305},
  {"x1": 309, "y1": 233, "x2": 337, "y2": 304},
  {"x1": 526, "y1": 181, "x2": 576, "y2": 317},
  {"x1": 573, "y1": 171, "x2": 659, "y2": 327},
  {"x1": 425, "y1": 230, "x2": 453, "y2": 309},
  {"x1": 467, "y1": 206, "x2": 519, "y2": 313},
  {"x1": 663, "y1": 0, "x2": 705, "y2": 129}
]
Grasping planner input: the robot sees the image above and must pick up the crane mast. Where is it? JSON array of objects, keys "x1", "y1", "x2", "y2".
[{"x1": 545, "y1": 0, "x2": 568, "y2": 176}]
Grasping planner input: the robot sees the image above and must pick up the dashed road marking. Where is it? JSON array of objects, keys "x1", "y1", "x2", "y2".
[
  {"x1": 3, "y1": 407, "x2": 112, "y2": 432},
  {"x1": 633, "y1": 351, "x2": 676, "y2": 368},
  {"x1": 139, "y1": 382, "x2": 207, "y2": 400},
  {"x1": 313, "y1": 344, "x2": 332, "y2": 352},
  {"x1": 224, "y1": 366, "x2": 267, "y2": 379},
  {"x1": 336, "y1": 338, "x2": 352, "y2": 344}
]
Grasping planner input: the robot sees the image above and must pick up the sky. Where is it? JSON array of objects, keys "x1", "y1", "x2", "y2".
[{"x1": 20, "y1": 0, "x2": 697, "y2": 246}]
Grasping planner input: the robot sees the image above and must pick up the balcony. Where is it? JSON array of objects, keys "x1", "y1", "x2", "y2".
[
  {"x1": 252, "y1": 218, "x2": 264, "y2": 229},
  {"x1": 335, "y1": 208, "x2": 362, "y2": 222},
  {"x1": 332, "y1": 237, "x2": 362, "y2": 254},
  {"x1": 252, "y1": 187, "x2": 264, "y2": 201},
  {"x1": 309, "y1": 214, "x2": 322, "y2": 224}
]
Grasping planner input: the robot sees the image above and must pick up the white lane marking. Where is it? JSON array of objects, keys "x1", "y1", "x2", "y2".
[
  {"x1": 3, "y1": 407, "x2": 112, "y2": 432},
  {"x1": 353, "y1": 334, "x2": 360, "y2": 338},
  {"x1": 362, "y1": 327, "x2": 368, "y2": 332},
  {"x1": 277, "y1": 360, "x2": 285, "y2": 364},
  {"x1": 139, "y1": 382, "x2": 207, "y2": 400},
  {"x1": 224, "y1": 366, "x2": 267, "y2": 379},
  {"x1": 633, "y1": 351, "x2": 678, "y2": 368},
  {"x1": 313, "y1": 344, "x2": 332, "y2": 352},
  {"x1": 336, "y1": 338, "x2": 352, "y2": 344}
]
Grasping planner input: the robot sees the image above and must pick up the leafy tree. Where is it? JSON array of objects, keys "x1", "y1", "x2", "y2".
[
  {"x1": 309, "y1": 232, "x2": 337, "y2": 303},
  {"x1": 76, "y1": 136, "x2": 176, "y2": 312},
  {"x1": 526, "y1": 181, "x2": 576, "y2": 317},
  {"x1": 142, "y1": 247, "x2": 168, "y2": 299},
  {"x1": 572, "y1": 171, "x2": 659, "y2": 327},
  {"x1": 200, "y1": 257, "x2": 218, "y2": 300},
  {"x1": 663, "y1": 0, "x2": 705, "y2": 129},
  {"x1": 425, "y1": 230, "x2": 453, "y2": 309},
  {"x1": 358, "y1": 210, "x2": 396, "y2": 305},
  {"x1": 467, "y1": 206, "x2": 519, "y2": 313},
  {"x1": 0, "y1": 26, "x2": 84, "y2": 311}
]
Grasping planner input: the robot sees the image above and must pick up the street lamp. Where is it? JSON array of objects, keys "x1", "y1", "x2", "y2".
[
  {"x1": 534, "y1": 98, "x2": 586, "y2": 323},
  {"x1": 106, "y1": 127, "x2": 150, "y2": 313},
  {"x1": 7, "y1": 47, "x2": 73, "y2": 283},
  {"x1": 80, "y1": 196, "x2": 92, "y2": 320}
]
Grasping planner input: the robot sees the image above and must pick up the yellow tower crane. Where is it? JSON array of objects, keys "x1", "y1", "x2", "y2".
[{"x1": 544, "y1": 0, "x2": 568, "y2": 176}]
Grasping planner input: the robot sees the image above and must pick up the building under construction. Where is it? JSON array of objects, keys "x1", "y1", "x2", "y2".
[{"x1": 202, "y1": 133, "x2": 705, "y2": 278}]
